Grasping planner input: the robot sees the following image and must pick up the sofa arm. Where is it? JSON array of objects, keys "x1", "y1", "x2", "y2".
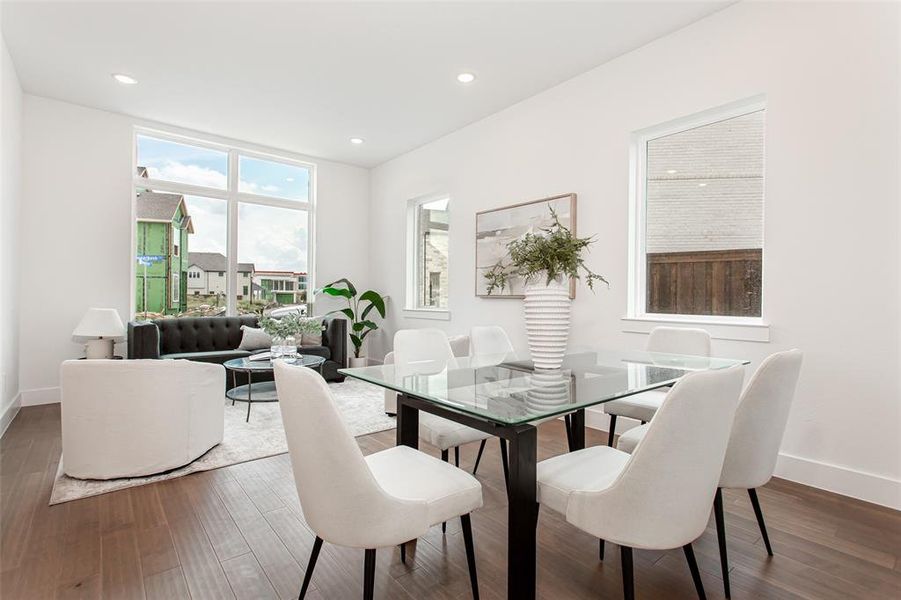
[
  {"x1": 322, "y1": 315, "x2": 347, "y2": 368},
  {"x1": 127, "y1": 321, "x2": 160, "y2": 359}
]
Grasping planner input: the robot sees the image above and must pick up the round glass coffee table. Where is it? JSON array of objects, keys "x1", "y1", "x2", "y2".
[{"x1": 224, "y1": 355, "x2": 326, "y2": 422}]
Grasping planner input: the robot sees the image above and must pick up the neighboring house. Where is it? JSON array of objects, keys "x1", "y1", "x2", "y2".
[
  {"x1": 135, "y1": 190, "x2": 193, "y2": 315},
  {"x1": 187, "y1": 252, "x2": 255, "y2": 299},
  {"x1": 253, "y1": 271, "x2": 308, "y2": 305}
]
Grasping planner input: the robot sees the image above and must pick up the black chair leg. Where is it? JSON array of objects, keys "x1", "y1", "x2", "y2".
[
  {"x1": 499, "y1": 439, "x2": 510, "y2": 490},
  {"x1": 455, "y1": 446, "x2": 460, "y2": 467},
  {"x1": 299, "y1": 536, "x2": 322, "y2": 599},
  {"x1": 461, "y1": 514, "x2": 480, "y2": 600},
  {"x1": 749, "y1": 488, "x2": 774, "y2": 556},
  {"x1": 472, "y1": 439, "x2": 486, "y2": 475},
  {"x1": 363, "y1": 549, "x2": 376, "y2": 600},
  {"x1": 683, "y1": 543, "x2": 706, "y2": 600},
  {"x1": 607, "y1": 415, "x2": 618, "y2": 447},
  {"x1": 713, "y1": 488, "x2": 731, "y2": 598},
  {"x1": 621, "y1": 545, "x2": 634, "y2": 600},
  {"x1": 598, "y1": 539, "x2": 605, "y2": 561},
  {"x1": 441, "y1": 450, "x2": 449, "y2": 533}
]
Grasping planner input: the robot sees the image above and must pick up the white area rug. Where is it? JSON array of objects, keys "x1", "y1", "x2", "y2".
[{"x1": 49, "y1": 378, "x2": 394, "y2": 505}]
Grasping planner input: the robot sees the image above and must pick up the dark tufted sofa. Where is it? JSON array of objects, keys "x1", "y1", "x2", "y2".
[{"x1": 127, "y1": 315, "x2": 347, "y2": 382}]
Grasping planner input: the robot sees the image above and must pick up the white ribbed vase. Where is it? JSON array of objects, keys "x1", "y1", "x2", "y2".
[{"x1": 523, "y1": 277, "x2": 571, "y2": 371}]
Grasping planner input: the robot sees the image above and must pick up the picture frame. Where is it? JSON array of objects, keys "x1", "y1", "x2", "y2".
[{"x1": 475, "y1": 193, "x2": 577, "y2": 298}]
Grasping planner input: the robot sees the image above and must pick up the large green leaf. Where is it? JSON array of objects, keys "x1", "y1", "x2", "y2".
[
  {"x1": 317, "y1": 286, "x2": 353, "y2": 299},
  {"x1": 359, "y1": 290, "x2": 386, "y2": 319},
  {"x1": 318, "y1": 278, "x2": 356, "y2": 297},
  {"x1": 349, "y1": 333, "x2": 363, "y2": 350},
  {"x1": 339, "y1": 308, "x2": 355, "y2": 320},
  {"x1": 352, "y1": 319, "x2": 379, "y2": 333}
]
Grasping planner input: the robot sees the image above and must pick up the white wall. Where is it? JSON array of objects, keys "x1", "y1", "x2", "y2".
[
  {"x1": 369, "y1": 2, "x2": 900, "y2": 508},
  {"x1": 19, "y1": 95, "x2": 370, "y2": 405},
  {"x1": 0, "y1": 32, "x2": 23, "y2": 435}
]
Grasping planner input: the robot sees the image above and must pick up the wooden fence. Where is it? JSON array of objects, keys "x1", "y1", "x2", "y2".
[{"x1": 646, "y1": 249, "x2": 762, "y2": 317}]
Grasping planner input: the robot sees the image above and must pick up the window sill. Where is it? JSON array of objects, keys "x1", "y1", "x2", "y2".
[
  {"x1": 403, "y1": 308, "x2": 451, "y2": 321},
  {"x1": 621, "y1": 315, "x2": 769, "y2": 343}
]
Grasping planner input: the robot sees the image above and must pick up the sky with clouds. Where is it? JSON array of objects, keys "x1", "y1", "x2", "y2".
[{"x1": 138, "y1": 136, "x2": 309, "y2": 272}]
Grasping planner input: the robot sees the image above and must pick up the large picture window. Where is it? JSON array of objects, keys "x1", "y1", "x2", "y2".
[
  {"x1": 134, "y1": 131, "x2": 313, "y2": 318},
  {"x1": 630, "y1": 98, "x2": 765, "y2": 321}
]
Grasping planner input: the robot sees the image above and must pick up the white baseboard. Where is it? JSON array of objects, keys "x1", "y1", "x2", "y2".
[
  {"x1": 585, "y1": 407, "x2": 900, "y2": 510},
  {"x1": 20, "y1": 386, "x2": 60, "y2": 406},
  {"x1": 0, "y1": 393, "x2": 22, "y2": 438},
  {"x1": 775, "y1": 452, "x2": 900, "y2": 511}
]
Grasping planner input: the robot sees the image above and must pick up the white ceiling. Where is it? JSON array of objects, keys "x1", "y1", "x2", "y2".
[{"x1": 2, "y1": 1, "x2": 730, "y2": 167}]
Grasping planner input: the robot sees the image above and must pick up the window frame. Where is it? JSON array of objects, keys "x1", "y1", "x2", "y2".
[
  {"x1": 626, "y1": 95, "x2": 770, "y2": 339},
  {"x1": 131, "y1": 127, "x2": 316, "y2": 318},
  {"x1": 404, "y1": 193, "x2": 451, "y2": 318}
]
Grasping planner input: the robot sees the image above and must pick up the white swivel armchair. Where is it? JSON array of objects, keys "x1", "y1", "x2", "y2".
[
  {"x1": 603, "y1": 326, "x2": 711, "y2": 446},
  {"x1": 60, "y1": 359, "x2": 225, "y2": 479},
  {"x1": 537, "y1": 366, "x2": 745, "y2": 600},
  {"x1": 617, "y1": 349, "x2": 803, "y2": 598},
  {"x1": 275, "y1": 361, "x2": 483, "y2": 600}
]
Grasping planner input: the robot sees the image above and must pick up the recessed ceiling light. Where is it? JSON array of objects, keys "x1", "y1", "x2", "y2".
[
  {"x1": 112, "y1": 73, "x2": 137, "y2": 85},
  {"x1": 698, "y1": 183, "x2": 708, "y2": 187},
  {"x1": 350, "y1": 137, "x2": 364, "y2": 145},
  {"x1": 456, "y1": 72, "x2": 476, "y2": 84},
  {"x1": 666, "y1": 169, "x2": 678, "y2": 174}
]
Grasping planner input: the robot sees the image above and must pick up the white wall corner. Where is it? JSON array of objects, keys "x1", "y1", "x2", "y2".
[
  {"x1": 0, "y1": 393, "x2": 22, "y2": 438},
  {"x1": 20, "y1": 386, "x2": 61, "y2": 407}
]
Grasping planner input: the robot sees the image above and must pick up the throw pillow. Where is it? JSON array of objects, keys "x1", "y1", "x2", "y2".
[
  {"x1": 300, "y1": 318, "x2": 324, "y2": 346},
  {"x1": 238, "y1": 326, "x2": 272, "y2": 351}
]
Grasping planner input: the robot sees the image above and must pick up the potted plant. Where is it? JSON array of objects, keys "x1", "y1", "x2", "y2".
[
  {"x1": 259, "y1": 313, "x2": 323, "y2": 357},
  {"x1": 316, "y1": 278, "x2": 386, "y2": 367},
  {"x1": 483, "y1": 208, "x2": 607, "y2": 370}
]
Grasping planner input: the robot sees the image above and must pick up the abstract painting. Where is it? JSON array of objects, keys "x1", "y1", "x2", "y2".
[{"x1": 475, "y1": 193, "x2": 577, "y2": 298}]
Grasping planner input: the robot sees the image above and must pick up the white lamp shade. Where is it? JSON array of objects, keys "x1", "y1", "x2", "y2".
[{"x1": 72, "y1": 308, "x2": 125, "y2": 340}]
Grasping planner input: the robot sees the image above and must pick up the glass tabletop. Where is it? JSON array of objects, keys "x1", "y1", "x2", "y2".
[
  {"x1": 224, "y1": 354, "x2": 325, "y2": 371},
  {"x1": 339, "y1": 348, "x2": 749, "y2": 425}
]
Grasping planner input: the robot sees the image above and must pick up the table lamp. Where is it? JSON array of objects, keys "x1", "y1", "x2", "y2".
[{"x1": 72, "y1": 308, "x2": 125, "y2": 359}]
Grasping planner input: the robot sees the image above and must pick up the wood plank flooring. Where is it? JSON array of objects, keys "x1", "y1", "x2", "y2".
[{"x1": 1, "y1": 404, "x2": 899, "y2": 599}]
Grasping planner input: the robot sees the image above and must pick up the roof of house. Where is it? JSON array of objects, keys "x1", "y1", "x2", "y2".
[
  {"x1": 135, "y1": 191, "x2": 195, "y2": 233},
  {"x1": 188, "y1": 252, "x2": 254, "y2": 273}
]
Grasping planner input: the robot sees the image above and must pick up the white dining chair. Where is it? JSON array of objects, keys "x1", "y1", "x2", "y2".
[
  {"x1": 469, "y1": 325, "x2": 577, "y2": 460},
  {"x1": 274, "y1": 361, "x2": 483, "y2": 600},
  {"x1": 394, "y1": 328, "x2": 507, "y2": 530},
  {"x1": 537, "y1": 366, "x2": 745, "y2": 600},
  {"x1": 603, "y1": 326, "x2": 711, "y2": 446},
  {"x1": 617, "y1": 349, "x2": 803, "y2": 598}
]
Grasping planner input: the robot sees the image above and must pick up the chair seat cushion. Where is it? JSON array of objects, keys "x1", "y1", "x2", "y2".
[
  {"x1": 161, "y1": 349, "x2": 251, "y2": 363},
  {"x1": 602, "y1": 389, "x2": 667, "y2": 421},
  {"x1": 419, "y1": 412, "x2": 493, "y2": 450},
  {"x1": 616, "y1": 423, "x2": 650, "y2": 454},
  {"x1": 537, "y1": 446, "x2": 631, "y2": 516},
  {"x1": 366, "y1": 445, "x2": 483, "y2": 526}
]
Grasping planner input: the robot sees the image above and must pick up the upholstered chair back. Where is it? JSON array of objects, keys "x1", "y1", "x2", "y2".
[
  {"x1": 393, "y1": 329, "x2": 458, "y2": 378},
  {"x1": 647, "y1": 326, "x2": 711, "y2": 357},
  {"x1": 275, "y1": 362, "x2": 428, "y2": 548},
  {"x1": 566, "y1": 366, "x2": 744, "y2": 550},
  {"x1": 469, "y1": 325, "x2": 516, "y2": 368},
  {"x1": 719, "y1": 349, "x2": 803, "y2": 490}
]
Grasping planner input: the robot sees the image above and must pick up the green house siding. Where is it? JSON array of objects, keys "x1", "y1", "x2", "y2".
[{"x1": 136, "y1": 216, "x2": 189, "y2": 315}]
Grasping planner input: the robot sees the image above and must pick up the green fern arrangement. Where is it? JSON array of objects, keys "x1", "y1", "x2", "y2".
[{"x1": 484, "y1": 207, "x2": 607, "y2": 294}]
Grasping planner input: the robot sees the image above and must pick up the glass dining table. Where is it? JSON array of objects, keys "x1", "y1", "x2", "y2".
[{"x1": 339, "y1": 348, "x2": 749, "y2": 600}]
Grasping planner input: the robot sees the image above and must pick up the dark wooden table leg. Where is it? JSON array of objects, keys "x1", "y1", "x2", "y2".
[
  {"x1": 570, "y1": 409, "x2": 585, "y2": 450},
  {"x1": 506, "y1": 426, "x2": 538, "y2": 600},
  {"x1": 396, "y1": 395, "x2": 419, "y2": 449}
]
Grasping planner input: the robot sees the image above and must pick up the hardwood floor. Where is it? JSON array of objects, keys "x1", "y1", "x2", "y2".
[{"x1": 1, "y1": 403, "x2": 899, "y2": 599}]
